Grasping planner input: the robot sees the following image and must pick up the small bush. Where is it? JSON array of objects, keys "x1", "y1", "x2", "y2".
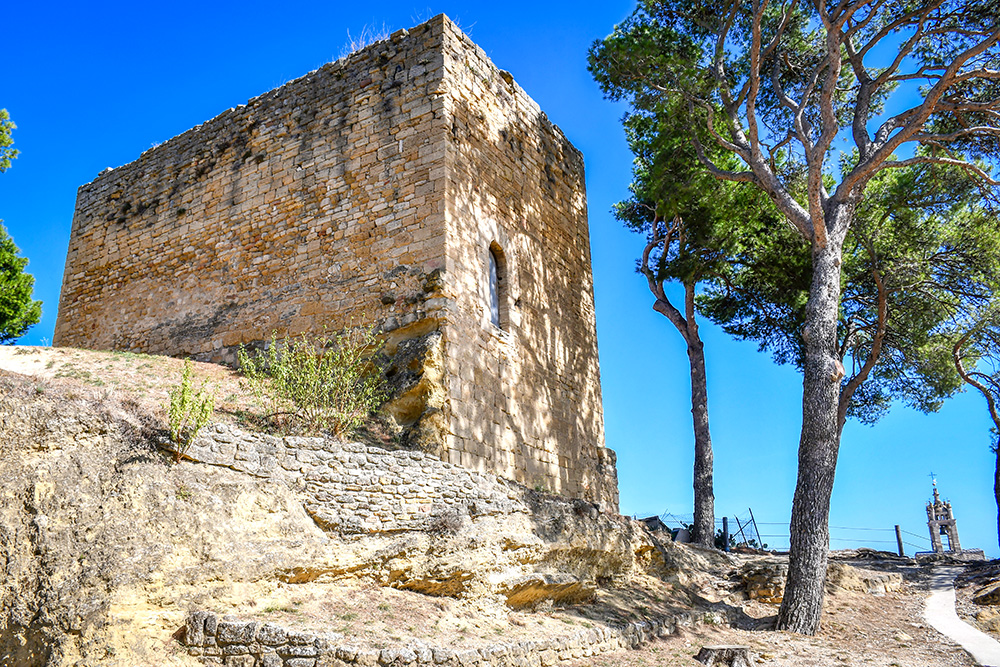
[
  {"x1": 237, "y1": 325, "x2": 387, "y2": 436},
  {"x1": 167, "y1": 359, "x2": 215, "y2": 461},
  {"x1": 429, "y1": 509, "x2": 464, "y2": 535}
]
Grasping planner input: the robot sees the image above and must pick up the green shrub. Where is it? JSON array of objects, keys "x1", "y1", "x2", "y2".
[
  {"x1": 167, "y1": 359, "x2": 215, "y2": 461},
  {"x1": 237, "y1": 325, "x2": 387, "y2": 435}
]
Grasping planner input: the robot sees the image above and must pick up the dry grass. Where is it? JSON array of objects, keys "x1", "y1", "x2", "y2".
[{"x1": 0, "y1": 346, "x2": 259, "y2": 432}]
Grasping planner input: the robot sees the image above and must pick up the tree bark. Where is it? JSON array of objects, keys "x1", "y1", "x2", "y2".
[
  {"x1": 776, "y1": 234, "x2": 846, "y2": 635},
  {"x1": 695, "y1": 645, "x2": 755, "y2": 666},
  {"x1": 688, "y1": 324, "x2": 716, "y2": 548},
  {"x1": 995, "y1": 440, "x2": 1000, "y2": 553},
  {"x1": 652, "y1": 271, "x2": 716, "y2": 550}
]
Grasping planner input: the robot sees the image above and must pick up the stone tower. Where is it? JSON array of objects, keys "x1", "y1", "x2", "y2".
[
  {"x1": 926, "y1": 479, "x2": 962, "y2": 553},
  {"x1": 53, "y1": 15, "x2": 618, "y2": 511}
]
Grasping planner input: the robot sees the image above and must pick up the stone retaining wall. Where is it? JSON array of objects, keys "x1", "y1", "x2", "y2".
[
  {"x1": 183, "y1": 610, "x2": 694, "y2": 667},
  {"x1": 179, "y1": 423, "x2": 529, "y2": 534}
]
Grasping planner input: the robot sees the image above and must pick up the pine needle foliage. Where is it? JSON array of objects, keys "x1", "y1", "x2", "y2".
[
  {"x1": 167, "y1": 359, "x2": 215, "y2": 461},
  {"x1": 237, "y1": 326, "x2": 387, "y2": 436}
]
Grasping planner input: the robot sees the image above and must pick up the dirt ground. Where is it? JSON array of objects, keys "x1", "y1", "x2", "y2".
[
  {"x1": 954, "y1": 560, "x2": 1000, "y2": 643},
  {"x1": 179, "y1": 574, "x2": 686, "y2": 652},
  {"x1": 0, "y1": 345, "x2": 248, "y2": 421},
  {"x1": 0, "y1": 345, "x2": 404, "y2": 446},
  {"x1": 0, "y1": 346, "x2": 989, "y2": 666},
  {"x1": 187, "y1": 565, "x2": 978, "y2": 667},
  {"x1": 568, "y1": 577, "x2": 977, "y2": 667}
]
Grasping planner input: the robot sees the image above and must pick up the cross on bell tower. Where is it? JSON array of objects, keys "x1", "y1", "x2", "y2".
[{"x1": 926, "y1": 475, "x2": 962, "y2": 553}]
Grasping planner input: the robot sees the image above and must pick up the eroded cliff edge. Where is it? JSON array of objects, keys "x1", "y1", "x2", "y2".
[{"x1": 0, "y1": 370, "x2": 713, "y2": 667}]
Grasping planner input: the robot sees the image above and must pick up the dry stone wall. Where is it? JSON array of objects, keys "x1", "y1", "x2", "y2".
[
  {"x1": 183, "y1": 609, "x2": 693, "y2": 667},
  {"x1": 179, "y1": 423, "x2": 528, "y2": 535},
  {"x1": 54, "y1": 14, "x2": 617, "y2": 511}
]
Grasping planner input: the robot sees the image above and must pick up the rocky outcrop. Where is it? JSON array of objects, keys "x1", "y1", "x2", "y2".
[
  {"x1": 825, "y1": 562, "x2": 904, "y2": 596},
  {"x1": 0, "y1": 373, "x2": 685, "y2": 666},
  {"x1": 739, "y1": 559, "x2": 903, "y2": 605}
]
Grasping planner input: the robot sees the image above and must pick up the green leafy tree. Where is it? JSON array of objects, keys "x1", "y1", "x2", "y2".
[
  {"x1": 700, "y1": 164, "x2": 1000, "y2": 427},
  {"x1": 591, "y1": 0, "x2": 1000, "y2": 633},
  {"x1": 0, "y1": 109, "x2": 17, "y2": 173},
  {"x1": 0, "y1": 224, "x2": 42, "y2": 344}
]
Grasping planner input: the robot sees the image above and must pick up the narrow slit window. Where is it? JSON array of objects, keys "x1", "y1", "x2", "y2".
[{"x1": 488, "y1": 247, "x2": 501, "y2": 328}]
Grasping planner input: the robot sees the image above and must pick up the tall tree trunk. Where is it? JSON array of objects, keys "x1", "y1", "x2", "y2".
[
  {"x1": 688, "y1": 328, "x2": 715, "y2": 548},
  {"x1": 995, "y1": 439, "x2": 1000, "y2": 553},
  {"x1": 776, "y1": 237, "x2": 846, "y2": 635},
  {"x1": 652, "y1": 276, "x2": 716, "y2": 549},
  {"x1": 951, "y1": 334, "x2": 1000, "y2": 552}
]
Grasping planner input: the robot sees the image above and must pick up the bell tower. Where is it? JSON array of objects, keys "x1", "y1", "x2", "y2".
[{"x1": 926, "y1": 476, "x2": 962, "y2": 553}]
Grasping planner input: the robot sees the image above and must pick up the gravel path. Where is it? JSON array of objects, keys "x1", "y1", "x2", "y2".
[{"x1": 925, "y1": 566, "x2": 1000, "y2": 666}]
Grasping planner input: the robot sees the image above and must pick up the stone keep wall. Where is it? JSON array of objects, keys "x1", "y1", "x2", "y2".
[
  {"x1": 54, "y1": 15, "x2": 617, "y2": 511},
  {"x1": 55, "y1": 20, "x2": 450, "y2": 360},
  {"x1": 436, "y1": 25, "x2": 615, "y2": 510}
]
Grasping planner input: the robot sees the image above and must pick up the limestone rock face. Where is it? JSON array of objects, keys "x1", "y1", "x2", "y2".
[
  {"x1": 824, "y1": 562, "x2": 903, "y2": 596},
  {"x1": 740, "y1": 562, "x2": 788, "y2": 604},
  {"x1": 977, "y1": 606, "x2": 1000, "y2": 633},
  {"x1": 739, "y1": 560, "x2": 903, "y2": 605},
  {"x1": 497, "y1": 574, "x2": 596, "y2": 609},
  {"x1": 0, "y1": 374, "x2": 665, "y2": 666},
  {"x1": 973, "y1": 582, "x2": 1000, "y2": 606}
]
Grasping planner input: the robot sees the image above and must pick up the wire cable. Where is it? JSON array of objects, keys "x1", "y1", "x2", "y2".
[{"x1": 901, "y1": 529, "x2": 931, "y2": 542}]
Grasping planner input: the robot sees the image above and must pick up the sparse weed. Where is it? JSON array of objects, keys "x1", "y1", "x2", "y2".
[
  {"x1": 111, "y1": 350, "x2": 152, "y2": 361},
  {"x1": 167, "y1": 359, "x2": 215, "y2": 462},
  {"x1": 55, "y1": 365, "x2": 106, "y2": 386},
  {"x1": 429, "y1": 509, "x2": 463, "y2": 535},
  {"x1": 263, "y1": 604, "x2": 300, "y2": 614}
]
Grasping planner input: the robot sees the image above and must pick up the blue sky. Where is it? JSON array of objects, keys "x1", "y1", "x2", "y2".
[{"x1": 2, "y1": 1, "x2": 996, "y2": 556}]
